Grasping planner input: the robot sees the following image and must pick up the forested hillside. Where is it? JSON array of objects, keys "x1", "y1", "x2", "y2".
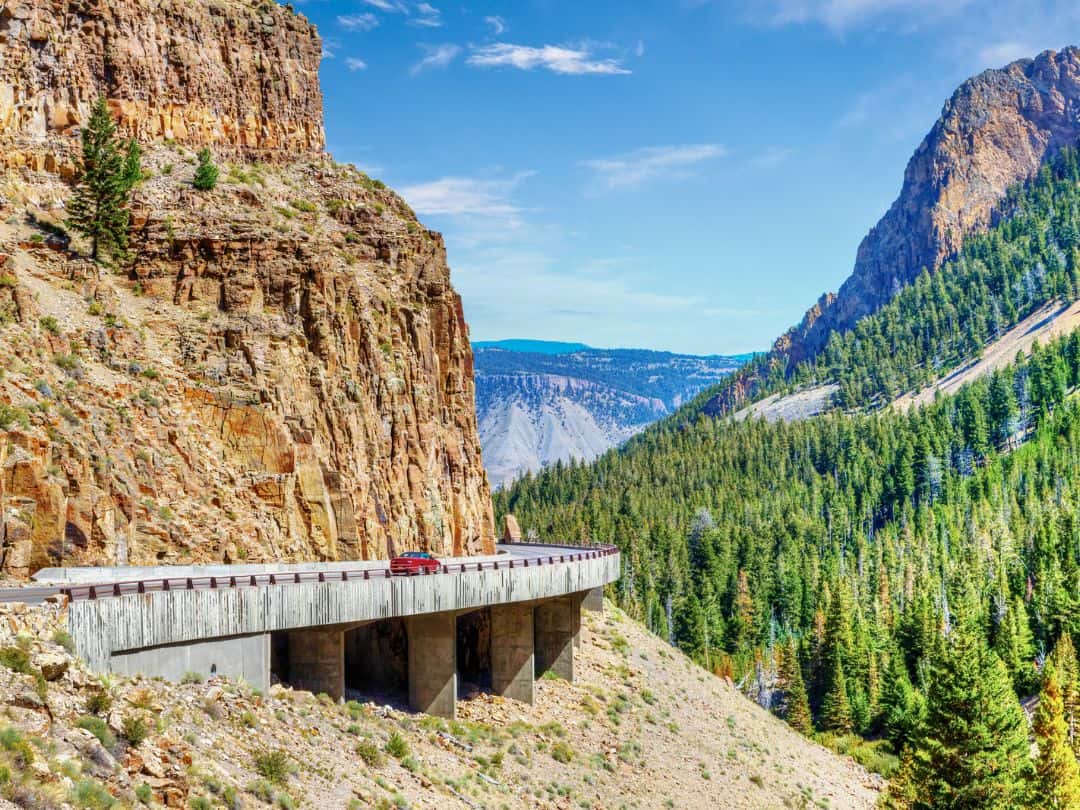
[{"x1": 499, "y1": 146, "x2": 1080, "y2": 804}]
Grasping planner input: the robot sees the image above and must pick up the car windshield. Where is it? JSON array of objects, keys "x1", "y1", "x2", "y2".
[{"x1": 401, "y1": 552, "x2": 429, "y2": 558}]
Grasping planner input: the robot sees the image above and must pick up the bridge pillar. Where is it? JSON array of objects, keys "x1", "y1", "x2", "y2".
[
  {"x1": 491, "y1": 604, "x2": 534, "y2": 704},
  {"x1": 406, "y1": 612, "x2": 456, "y2": 718},
  {"x1": 287, "y1": 627, "x2": 344, "y2": 700},
  {"x1": 535, "y1": 593, "x2": 582, "y2": 682},
  {"x1": 583, "y1": 586, "x2": 604, "y2": 613}
]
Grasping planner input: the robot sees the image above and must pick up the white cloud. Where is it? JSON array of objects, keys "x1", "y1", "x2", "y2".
[
  {"x1": 484, "y1": 15, "x2": 507, "y2": 35},
  {"x1": 338, "y1": 13, "x2": 379, "y2": 31},
  {"x1": 749, "y1": 146, "x2": 796, "y2": 168},
  {"x1": 410, "y1": 43, "x2": 461, "y2": 74},
  {"x1": 361, "y1": 0, "x2": 407, "y2": 11},
  {"x1": 580, "y1": 144, "x2": 726, "y2": 191},
  {"x1": 346, "y1": 57, "x2": 368, "y2": 71},
  {"x1": 411, "y1": 2, "x2": 442, "y2": 27},
  {"x1": 467, "y1": 43, "x2": 631, "y2": 75},
  {"x1": 399, "y1": 173, "x2": 533, "y2": 220},
  {"x1": 752, "y1": 0, "x2": 974, "y2": 31}
]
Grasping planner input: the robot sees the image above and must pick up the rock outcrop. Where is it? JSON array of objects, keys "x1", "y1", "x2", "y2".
[
  {"x1": 0, "y1": 0, "x2": 495, "y2": 575},
  {"x1": 783, "y1": 46, "x2": 1080, "y2": 364},
  {"x1": 0, "y1": 0, "x2": 324, "y2": 173},
  {"x1": 703, "y1": 46, "x2": 1080, "y2": 415}
]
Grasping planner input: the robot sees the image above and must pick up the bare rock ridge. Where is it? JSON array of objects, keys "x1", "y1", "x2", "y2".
[
  {"x1": 0, "y1": 0, "x2": 495, "y2": 576},
  {"x1": 787, "y1": 46, "x2": 1080, "y2": 362},
  {"x1": 0, "y1": 0, "x2": 325, "y2": 172},
  {"x1": 707, "y1": 46, "x2": 1080, "y2": 415}
]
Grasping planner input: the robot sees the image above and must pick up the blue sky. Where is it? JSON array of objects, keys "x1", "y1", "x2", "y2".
[{"x1": 290, "y1": 0, "x2": 1080, "y2": 355}]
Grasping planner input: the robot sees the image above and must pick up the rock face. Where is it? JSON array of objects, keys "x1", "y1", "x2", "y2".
[
  {"x1": 0, "y1": 0, "x2": 324, "y2": 172},
  {"x1": 0, "y1": 0, "x2": 494, "y2": 575},
  {"x1": 784, "y1": 46, "x2": 1080, "y2": 364}
]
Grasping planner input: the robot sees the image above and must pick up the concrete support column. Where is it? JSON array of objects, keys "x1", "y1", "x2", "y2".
[
  {"x1": 582, "y1": 586, "x2": 604, "y2": 614},
  {"x1": 406, "y1": 612, "x2": 457, "y2": 719},
  {"x1": 287, "y1": 627, "x2": 344, "y2": 700},
  {"x1": 535, "y1": 594, "x2": 582, "y2": 682},
  {"x1": 491, "y1": 604, "x2": 535, "y2": 704}
]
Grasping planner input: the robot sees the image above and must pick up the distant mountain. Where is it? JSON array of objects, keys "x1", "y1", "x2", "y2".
[
  {"x1": 474, "y1": 344, "x2": 751, "y2": 487},
  {"x1": 473, "y1": 339, "x2": 591, "y2": 355}
]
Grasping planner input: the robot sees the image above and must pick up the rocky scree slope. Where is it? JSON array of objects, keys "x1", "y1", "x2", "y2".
[
  {"x1": 475, "y1": 347, "x2": 744, "y2": 488},
  {"x1": 707, "y1": 45, "x2": 1080, "y2": 413},
  {"x1": 0, "y1": 0, "x2": 494, "y2": 577},
  {"x1": 0, "y1": 600, "x2": 882, "y2": 809}
]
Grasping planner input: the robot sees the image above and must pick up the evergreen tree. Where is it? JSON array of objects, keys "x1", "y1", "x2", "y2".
[
  {"x1": 820, "y1": 656, "x2": 853, "y2": 734},
  {"x1": 908, "y1": 622, "x2": 1031, "y2": 808},
  {"x1": 880, "y1": 649, "x2": 925, "y2": 748},
  {"x1": 1053, "y1": 632, "x2": 1080, "y2": 758},
  {"x1": 777, "y1": 638, "x2": 813, "y2": 735},
  {"x1": 68, "y1": 97, "x2": 136, "y2": 262},
  {"x1": 1033, "y1": 660, "x2": 1080, "y2": 809},
  {"x1": 193, "y1": 148, "x2": 219, "y2": 191},
  {"x1": 121, "y1": 138, "x2": 143, "y2": 193}
]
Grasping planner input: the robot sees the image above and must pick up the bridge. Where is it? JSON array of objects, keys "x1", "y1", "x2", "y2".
[{"x1": 19, "y1": 543, "x2": 620, "y2": 719}]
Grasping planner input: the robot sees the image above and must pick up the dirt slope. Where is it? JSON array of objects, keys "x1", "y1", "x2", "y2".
[
  {"x1": 893, "y1": 298, "x2": 1080, "y2": 411},
  {"x1": 0, "y1": 599, "x2": 881, "y2": 809}
]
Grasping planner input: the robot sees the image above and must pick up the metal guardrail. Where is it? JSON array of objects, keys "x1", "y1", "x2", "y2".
[{"x1": 59, "y1": 545, "x2": 620, "y2": 602}]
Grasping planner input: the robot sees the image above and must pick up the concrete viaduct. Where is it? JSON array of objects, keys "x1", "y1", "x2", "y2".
[{"x1": 31, "y1": 544, "x2": 620, "y2": 719}]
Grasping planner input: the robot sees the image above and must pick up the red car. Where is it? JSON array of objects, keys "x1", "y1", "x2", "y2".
[{"x1": 390, "y1": 551, "x2": 441, "y2": 576}]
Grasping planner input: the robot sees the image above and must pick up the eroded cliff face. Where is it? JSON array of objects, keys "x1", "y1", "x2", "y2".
[
  {"x1": 0, "y1": 0, "x2": 495, "y2": 575},
  {"x1": 784, "y1": 46, "x2": 1080, "y2": 364},
  {"x1": 0, "y1": 0, "x2": 324, "y2": 172}
]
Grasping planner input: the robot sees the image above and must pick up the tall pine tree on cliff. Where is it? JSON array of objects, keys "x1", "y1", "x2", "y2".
[
  {"x1": 68, "y1": 98, "x2": 139, "y2": 262},
  {"x1": 777, "y1": 638, "x2": 813, "y2": 735}
]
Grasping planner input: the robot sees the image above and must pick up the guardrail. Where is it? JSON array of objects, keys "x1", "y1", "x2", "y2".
[{"x1": 60, "y1": 544, "x2": 620, "y2": 602}]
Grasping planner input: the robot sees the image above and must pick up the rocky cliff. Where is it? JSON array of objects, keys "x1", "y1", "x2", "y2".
[
  {"x1": 786, "y1": 46, "x2": 1080, "y2": 364},
  {"x1": 0, "y1": 0, "x2": 495, "y2": 576},
  {"x1": 704, "y1": 46, "x2": 1080, "y2": 415},
  {"x1": 0, "y1": 0, "x2": 324, "y2": 173}
]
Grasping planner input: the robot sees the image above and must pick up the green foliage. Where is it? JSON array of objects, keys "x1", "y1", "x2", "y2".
[
  {"x1": 777, "y1": 638, "x2": 812, "y2": 735},
  {"x1": 68, "y1": 97, "x2": 139, "y2": 262},
  {"x1": 0, "y1": 647, "x2": 31, "y2": 674},
  {"x1": 71, "y1": 779, "x2": 116, "y2": 809},
  {"x1": 1032, "y1": 661, "x2": 1080, "y2": 809},
  {"x1": 192, "y1": 149, "x2": 219, "y2": 191},
  {"x1": 39, "y1": 315, "x2": 60, "y2": 334},
  {"x1": 122, "y1": 714, "x2": 148, "y2": 747},
  {"x1": 384, "y1": 732, "x2": 409, "y2": 759},
  {"x1": 357, "y1": 740, "x2": 385, "y2": 767},
  {"x1": 253, "y1": 749, "x2": 290, "y2": 785},
  {"x1": 0, "y1": 727, "x2": 35, "y2": 767},
  {"x1": 86, "y1": 690, "x2": 113, "y2": 715}
]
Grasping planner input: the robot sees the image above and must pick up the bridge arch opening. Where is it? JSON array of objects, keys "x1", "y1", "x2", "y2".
[{"x1": 344, "y1": 619, "x2": 409, "y2": 706}]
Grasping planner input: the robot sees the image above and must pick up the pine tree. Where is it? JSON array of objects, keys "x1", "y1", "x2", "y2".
[
  {"x1": 880, "y1": 648, "x2": 925, "y2": 748},
  {"x1": 121, "y1": 138, "x2": 143, "y2": 193},
  {"x1": 193, "y1": 148, "x2": 219, "y2": 191},
  {"x1": 908, "y1": 622, "x2": 1031, "y2": 808},
  {"x1": 68, "y1": 97, "x2": 136, "y2": 262},
  {"x1": 1033, "y1": 660, "x2": 1080, "y2": 809},
  {"x1": 1053, "y1": 632, "x2": 1080, "y2": 759},
  {"x1": 777, "y1": 638, "x2": 813, "y2": 735},
  {"x1": 820, "y1": 656, "x2": 853, "y2": 734}
]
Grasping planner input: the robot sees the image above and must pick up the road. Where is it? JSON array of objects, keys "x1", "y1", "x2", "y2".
[{"x1": 0, "y1": 544, "x2": 614, "y2": 604}]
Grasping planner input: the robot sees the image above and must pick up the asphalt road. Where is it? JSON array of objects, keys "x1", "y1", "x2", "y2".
[{"x1": 0, "y1": 544, "x2": 613, "y2": 604}]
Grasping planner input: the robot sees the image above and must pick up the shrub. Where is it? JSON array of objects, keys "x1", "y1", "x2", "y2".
[
  {"x1": 86, "y1": 690, "x2": 113, "y2": 715},
  {"x1": 0, "y1": 727, "x2": 35, "y2": 766},
  {"x1": 180, "y1": 671, "x2": 204, "y2": 684},
  {"x1": 192, "y1": 149, "x2": 219, "y2": 191},
  {"x1": 247, "y1": 779, "x2": 276, "y2": 803},
  {"x1": 40, "y1": 315, "x2": 60, "y2": 334},
  {"x1": 0, "y1": 404, "x2": 29, "y2": 431},
  {"x1": 122, "y1": 714, "x2": 148, "y2": 747},
  {"x1": 189, "y1": 797, "x2": 211, "y2": 810},
  {"x1": 384, "y1": 732, "x2": 409, "y2": 759},
  {"x1": 0, "y1": 646, "x2": 32, "y2": 674},
  {"x1": 52, "y1": 629, "x2": 76, "y2": 653},
  {"x1": 357, "y1": 740, "x2": 384, "y2": 768},
  {"x1": 70, "y1": 778, "x2": 116, "y2": 809},
  {"x1": 76, "y1": 715, "x2": 116, "y2": 751},
  {"x1": 253, "y1": 749, "x2": 290, "y2": 785},
  {"x1": 289, "y1": 199, "x2": 317, "y2": 213},
  {"x1": 550, "y1": 742, "x2": 574, "y2": 763},
  {"x1": 135, "y1": 783, "x2": 152, "y2": 804}
]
